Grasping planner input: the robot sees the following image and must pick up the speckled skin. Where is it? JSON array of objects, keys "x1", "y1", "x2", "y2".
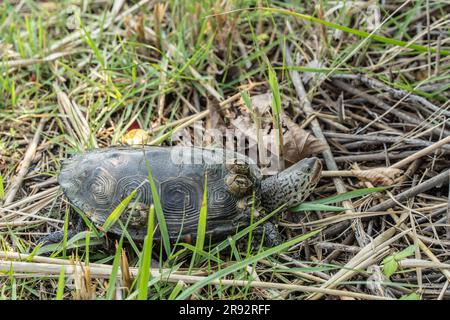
[
  {"x1": 261, "y1": 158, "x2": 322, "y2": 212},
  {"x1": 44, "y1": 146, "x2": 321, "y2": 247}
]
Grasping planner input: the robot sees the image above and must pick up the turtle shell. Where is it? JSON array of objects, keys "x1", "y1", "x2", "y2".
[{"x1": 58, "y1": 146, "x2": 261, "y2": 242}]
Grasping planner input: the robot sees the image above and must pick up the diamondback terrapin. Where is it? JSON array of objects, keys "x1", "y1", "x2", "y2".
[{"x1": 43, "y1": 146, "x2": 322, "y2": 247}]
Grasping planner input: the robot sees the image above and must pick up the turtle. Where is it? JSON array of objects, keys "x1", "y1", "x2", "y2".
[{"x1": 41, "y1": 146, "x2": 322, "y2": 248}]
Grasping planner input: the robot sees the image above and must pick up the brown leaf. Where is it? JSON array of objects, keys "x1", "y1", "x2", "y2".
[
  {"x1": 282, "y1": 115, "x2": 328, "y2": 166},
  {"x1": 154, "y1": 3, "x2": 167, "y2": 25},
  {"x1": 136, "y1": 15, "x2": 146, "y2": 42},
  {"x1": 72, "y1": 259, "x2": 95, "y2": 300},
  {"x1": 120, "y1": 249, "x2": 133, "y2": 295},
  {"x1": 352, "y1": 167, "x2": 403, "y2": 186},
  {"x1": 231, "y1": 114, "x2": 328, "y2": 169}
]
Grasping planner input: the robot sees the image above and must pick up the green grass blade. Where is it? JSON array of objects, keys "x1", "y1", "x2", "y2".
[
  {"x1": 176, "y1": 228, "x2": 321, "y2": 300},
  {"x1": 175, "y1": 243, "x2": 222, "y2": 264},
  {"x1": 106, "y1": 238, "x2": 124, "y2": 300},
  {"x1": 27, "y1": 242, "x2": 43, "y2": 261},
  {"x1": 246, "y1": 192, "x2": 257, "y2": 259},
  {"x1": 137, "y1": 205, "x2": 155, "y2": 300},
  {"x1": 268, "y1": 64, "x2": 281, "y2": 116},
  {"x1": 116, "y1": 219, "x2": 141, "y2": 257},
  {"x1": 125, "y1": 264, "x2": 183, "y2": 300},
  {"x1": 309, "y1": 187, "x2": 384, "y2": 205},
  {"x1": 0, "y1": 171, "x2": 4, "y2": 200},
  {"x1": 102, "y1": 189, "x2": 138, "y2": 232},
  {"x1": 79, "y1": 19, "x2": 105, "y2": 68},
  {"x1": 205, "y1": 204, "x2": 287, "y2": 258},
  {"x1": 191, "y1": 173, "x2": 208, "y2": 267},
  {"x1": 168, "y1": 281, "x2": 185, "y2": 300},
  {"x1": 74, "y1": 207, "x2": 101, "y2": 238},
  {"x1": 393, "y1": 244, "x2": 417, "y2": 260},
  {"x1": 55, "y1": 267, "x2": 65, "y2": 300},
  {"x1": 400, "y1": 292, "x2": 421, "y2": 300},
  {"x1": 290, "y1": 188, "x2": 385, "y2": 213},
  {"x1": 62, "y1": 207, "x2": 70, "y2": 258},
  {"x1": 240, "y1": 91, "x2": 252, "y2": 111},
  {"x1": 292, "y1": 203, "x2": 346, "y2": 212},
  {"x1": 37, "y1": 232, "x2": 103, "y2": 256},
  {"x1": 268, "y1": 62, "x2": 283, "y2": 160},
  {"x1": 9, "y1": 270, "x2": 17, "y2": 300},
  {"x1": 261, "y1": 7, "x2": 450, "y2": 56},
  {"x1": 144, "y1": 157, "x2": 171, "y2": 256},
  {"x1": 85, "y1": 231, "x2": 90, "y2": 266}
]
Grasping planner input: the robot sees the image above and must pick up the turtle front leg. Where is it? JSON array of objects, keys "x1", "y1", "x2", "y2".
[
  {"x1": 239, "y1": 220, "x2": 282, "y2": 249},
  {"x1": 236, "y1": 196, "x2": 283, "y2": 248},
  {"x1": 261, "y1": 221, "x2": 283, "y2": 247},
  {"x1": 38, "y1": 215, "x2": 86, "y2": 245}
]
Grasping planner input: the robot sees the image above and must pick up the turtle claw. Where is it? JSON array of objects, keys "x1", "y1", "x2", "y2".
[
  {"x1": 224, "y1": 158, "x2": 254, "y2": 197},
  {"x1": 224, "y1": 173, "x2": 253, "y2": 196},
  {"x1": 38, "y1": 230, "x2": 66, "y2": 246},
  {"x1": 238, "y1": 221, "x2": 283, "y2": 251},
  {"x1": 38, "y1": 216, "x2": 86, "y2": 246},
  {"x1": 236, "y1": 195, "x2": 261, "y2": 217},
  {"x1": 262, "y1": 221, "x2": 283, "y2": 247},
  {"x1": 122, "y1": 202, "x2": 149, "y2": 227}
]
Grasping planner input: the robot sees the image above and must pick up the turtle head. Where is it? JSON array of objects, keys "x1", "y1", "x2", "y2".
[{"x1": 260, "y1": 157, "x2": 322, "y2": 212}]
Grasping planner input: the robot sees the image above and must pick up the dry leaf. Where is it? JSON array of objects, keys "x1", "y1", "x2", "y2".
[
  {"x1": 72, "y1": 260, "x2": 95, "y2": 300},
  {"x1": 154, "y1": 2, "x2": 167, "y2": 25},
  {"x1": 154, "y1": 2, "x2": 168, "y2": 49},
  {"x1": 136, "y1": 15, "x2": 146, "y2": 42},
  {"x1": 121, "y1": 129, "x2": 150, "y2": 145},
  {"x1": 352, "y1": 167, "x2": 403, "y2": 186},
  {"x1": 120, "y1": 249, "x2": 133, "y2": 294},
  {"x1": 203, "y1": 122, "x2": 225, "y2": 149},
  {"x1": 282, "y1": 115, "x2": 328, "y2": 166},
  {"x1": 231, "y1": 114, "x2": 328, "y2": 168}
]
